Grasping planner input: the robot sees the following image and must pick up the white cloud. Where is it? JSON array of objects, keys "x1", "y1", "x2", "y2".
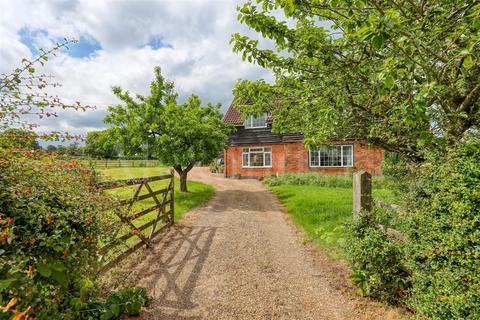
[{"x1": 0, "y1": 0, "x2": 275, "y2": 137}]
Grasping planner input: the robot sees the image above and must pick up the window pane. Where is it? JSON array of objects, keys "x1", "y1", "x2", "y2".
[
  {"x1": 242, "y1": 153, "x2": 249, "y2": 166},
  {"x1": 310, "y1": 151, "x2": 319, "y2": 166},
  {"x1": 332, "y1": 146, "x2": 342, "y2": 166},
  {"x1": 264, "y1": 152, "x2": 271, "y2": 166},
  {"x1": 242, "y1": 148, "x2": 248, "y2": 152},
  {"x1": 342, "y1": 145, "x2": 353, "y2": 166},
  {"x1": 311, "y1": 145, "x2": 351, "y2": 167},
  {"x1": 264, "y1": 147, "x2": 272, "y2": 152},
  {"x1": 319, "y1": 146, "x2": 329, "y2": 166},
  {"x1": 249, "y1": 152, "x2": 264, "y2": 166},
  {"x1": 245, "y1": 114, "x2": 266, "y2": 128},
  {"x1": 251, "y1": 115, "x2": 266, "y2": 127},
  {"x1": 250, "y1": 148, "x2": 263, "y2": 152}
]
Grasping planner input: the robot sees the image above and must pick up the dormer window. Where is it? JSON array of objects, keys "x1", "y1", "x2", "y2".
[{"x1": 244, "y1": 113, "x2": 268, "y2": 128}]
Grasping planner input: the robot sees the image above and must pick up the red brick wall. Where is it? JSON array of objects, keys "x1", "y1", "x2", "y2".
[
  {"x1": 224, "y1": 141, "x2": 383, "y2": 178},
  {"x1": 224, "y1": 144, "x2": 286, "y2": 178}
]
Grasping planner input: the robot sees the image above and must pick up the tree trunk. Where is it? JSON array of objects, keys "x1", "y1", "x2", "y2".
[
  {"x1": 174, "y1": 162, "x2": 194, "y2": 193},
  {"x1": 179, "y1": 171, "x2": 188, "y2": 192}
]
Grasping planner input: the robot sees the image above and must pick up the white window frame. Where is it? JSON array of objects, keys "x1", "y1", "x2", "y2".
[
  {"x1": 242, "y1": 147, "x2": 272, "y2": 168},
  {"x1": 244, "y1": 114, "x2": 268, "y2": 129},
  {"x1": 309, "y1": 144, "x2": 354, "y2": 168}
]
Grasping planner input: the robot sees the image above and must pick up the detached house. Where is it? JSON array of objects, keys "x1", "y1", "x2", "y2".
[{"x1": 222, "y1": 102, "x2": 383, "y2": 178}]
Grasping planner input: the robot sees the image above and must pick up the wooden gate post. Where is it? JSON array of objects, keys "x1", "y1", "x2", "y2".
[{"x1": 353, "y1": 170, "x2": 372, "y2": 216}]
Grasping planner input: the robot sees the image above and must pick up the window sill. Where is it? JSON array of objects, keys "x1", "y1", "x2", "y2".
[
  {"x1": 242, "y1": 166, "x2": 273, "y2": 168},
  {"x1": 244, "y1": 126, "x2": 268, "y2": 129},
  {"x1": 309, "y1": 165, "x2": 354, "y2": 168}
]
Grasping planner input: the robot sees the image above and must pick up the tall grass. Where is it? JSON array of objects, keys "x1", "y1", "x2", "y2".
[
  {"x1": 266, "y1": 172, "x2": 396, "y2": 256},
  {"x1": 265, "y1": 172, "x2": 388, "y2": 190}
]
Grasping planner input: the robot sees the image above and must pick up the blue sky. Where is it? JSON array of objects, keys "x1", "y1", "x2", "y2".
[
  {"x1": 0, "y1": 0, "x2": 274, "y2": 140},
  {"x1": 19, "y1": 27, "x2": 103, "y2": 58},
  {"x1": 146, "y1": 36, "x2": 173, "y2": 50}
]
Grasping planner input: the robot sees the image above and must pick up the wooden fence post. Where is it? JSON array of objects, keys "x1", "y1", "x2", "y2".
[
  {"x1": 170, "y1": 169, "x2": 174, "y2": 225},
  {"x1": 353, "y1": 170, "x2": 372, "y2": 217}
]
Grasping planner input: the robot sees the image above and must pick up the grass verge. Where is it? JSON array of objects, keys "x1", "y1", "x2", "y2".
[{"x1": 267, "y1": 174, "x2": 395, "y2": 258}]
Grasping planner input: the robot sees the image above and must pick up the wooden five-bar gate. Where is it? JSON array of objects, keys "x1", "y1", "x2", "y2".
[{"x1": 97, "y1": 170, "x2": 175, "y2": 272}]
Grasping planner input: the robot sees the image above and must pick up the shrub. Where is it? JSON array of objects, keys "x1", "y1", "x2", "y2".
[
  {"x1": 347, "y1": 136, "x2": 480, "y2": 318},
  {"x1": 82, "y1": 287, "x2": 150, "y2": 320},
  {"x1": 404, "y1": 137, "x2": 480, "y2": 319},
  {"x1": 0, "y1": 148, "x2": 120, "y2": 319},
  {"x1": 345, "y1": 209, "x2": 410, "y2": 304}
]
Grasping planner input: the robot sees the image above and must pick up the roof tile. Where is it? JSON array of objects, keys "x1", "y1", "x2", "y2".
[{"x1": 223, "y1": 101, "x2": 244, "y2": 125}]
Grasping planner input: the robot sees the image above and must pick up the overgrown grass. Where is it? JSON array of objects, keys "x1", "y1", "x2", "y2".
[
  {"x1": 97, "y1": 167, "x2": 214, "y2": 247},
  {"x1": 265, "y1": 172, "x2": 388, "y2": 190},
  {"x1": 266, "y1": 173, "x2": 396, "y2": 257}
]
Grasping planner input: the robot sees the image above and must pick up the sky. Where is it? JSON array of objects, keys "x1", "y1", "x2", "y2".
[{"x1": 0, "y1": 0, "x2": 275, "y2": 140}]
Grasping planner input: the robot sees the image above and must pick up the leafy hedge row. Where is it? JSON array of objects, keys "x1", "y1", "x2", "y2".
[
  {"x1": 346, "y1": 209, "x2": 410, "y2": 304},
  {"x1": 0, "y1": 148, "x2": 149, "y2": 319},
  {"x1": 346, "y1": 137, "x2": 480, "y2": 319}
]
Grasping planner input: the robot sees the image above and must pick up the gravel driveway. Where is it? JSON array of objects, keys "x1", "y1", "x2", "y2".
[{"x1": 124, "y1": 167, "x2": 405, "y2": 320}]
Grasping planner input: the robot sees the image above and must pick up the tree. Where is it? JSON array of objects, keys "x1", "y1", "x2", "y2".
[
  {"x1": 85, "y1": 129, "x2": 120, "y2": 159},
  {"x1": 46, "y1": 144, "x2": 57, "y2": 152},
  {"x1": 66, "y1": 142, "x2": 83, "y2": 156},
  {"x1": 56, "y1": 145, "x2": 67, "y2": 155},
  {"x1": 105, "y1": 67, "x2": 232, "y2": 192},
  {"x1": 231, "y1": 0, "x2": 480, "y2": 161}
]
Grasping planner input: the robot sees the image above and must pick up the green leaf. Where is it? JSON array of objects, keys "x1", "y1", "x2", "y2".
[
  {"x1": 0, "y1": 279, "x2": 13, "y2": 290},
  {"x1": 51, "y1": 270, "x2": 68, "y2": 287},
  {"x1": 283, "y1": 0, "x2": 294, "y2": 16},
  {"x1": 110, "y1": 303, "x2": 121, "y2": 316},
  {"x1": 100, "y1": 310, "x2": 114, "y2": 320},
  {"x1": 417, "y1": 138, "x2": 426, "y2": 147},
  {"x1": 372, "y1": 35, "x2": 384, "y2": 49},
  {"x1": 463, "y1": 55, "x2": 473, "y2": 70},
  {"x1": 384, "y1": 75, "x2": 395, "y2": 89},
  {"x1": 37, "y1": 263, "x2": 52, "y2": 278},
  {"x1": 125, "y1": 300, "x2": 142, "y2": 316},
  {"x1": 28, "y1": 67, "x2": 35, "y2": 73},
  {"x1": 51, "y1": 261, "x2": 65, "y2": 271}
]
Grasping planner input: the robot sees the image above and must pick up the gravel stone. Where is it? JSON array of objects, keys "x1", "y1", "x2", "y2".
[{"x1": 124, "y1": 168, "x2": 407, "y2": 320}]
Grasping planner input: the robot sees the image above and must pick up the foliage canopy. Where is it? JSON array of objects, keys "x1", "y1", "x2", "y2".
[
  {"x1": 85, "y1": 129, "x2": 121, "y2": 159},
  {"x1": 232, "y1": 0, "x2": 480, "y2": 160}
]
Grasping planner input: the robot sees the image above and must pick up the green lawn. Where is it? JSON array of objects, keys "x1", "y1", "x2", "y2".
[
  {"x1": 97, "y1": 167, "x2": 214, "y2": 246},
  {"x1": 269, "y1": 184, "x2": 394, "y2": 257}
]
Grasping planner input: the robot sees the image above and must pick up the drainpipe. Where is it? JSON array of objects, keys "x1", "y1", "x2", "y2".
[{"x1": 224, "y1": 148, "x2": 227, "y2": 178}]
